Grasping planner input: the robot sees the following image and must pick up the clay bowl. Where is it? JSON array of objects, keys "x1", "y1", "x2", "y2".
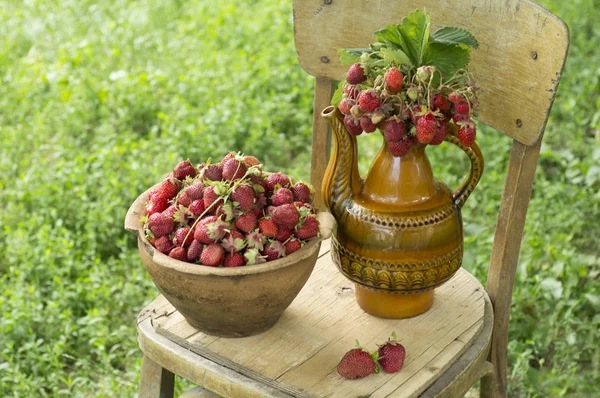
[{"x1": 125, "y1": 185, "x2": 334, "y2": 337}]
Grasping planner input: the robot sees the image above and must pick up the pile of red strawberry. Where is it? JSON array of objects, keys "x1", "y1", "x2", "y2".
[
  {"x1": 337, "y1": 333, "x2": 406, "y2": 379},
  {"x1": 338, "y1": 63, "x2": 478, "y2": 157},
  {"x1": 142, "y1": 153, "x2": 319, "y2": 267}
]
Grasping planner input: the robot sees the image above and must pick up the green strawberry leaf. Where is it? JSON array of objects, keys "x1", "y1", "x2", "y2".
[
  {"x1": 397, "y1": 9, "x2": 430, "y2": 66},
  {"x1": 374, "y1": 26, "x2": 404, "y2": 48},
  {"x1": 331, "y1": 80, "x2": 345, "y2": 106},
  {"x1": 422, "y1": 43, "x2": 470, "y2": 83},
  {"x1": 380, "y1": 47, "x2": 412, "y2": 67},
  {"x1": 430, "y1": 26, "x2": 479, "y2": 48},
  {"x1": 338, "y1": 48, "x2": 370, "y2": 65}
]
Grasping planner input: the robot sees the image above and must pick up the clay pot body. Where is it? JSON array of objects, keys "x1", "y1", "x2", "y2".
[
  {"x1": 125, "y1": 187, "x2": 334, "y2": 337},
  {"x1": 321, "y1": 106, "x2": 483, "y2": 318}
]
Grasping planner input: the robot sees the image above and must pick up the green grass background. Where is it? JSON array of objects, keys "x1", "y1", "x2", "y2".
[{"x1": 0, "y1": 0, "x2": 598, "y2": 396}]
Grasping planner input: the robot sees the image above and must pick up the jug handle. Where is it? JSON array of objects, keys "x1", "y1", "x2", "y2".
[{"x1": 444, "y1": 134, "x2": 484, "y2": 209}]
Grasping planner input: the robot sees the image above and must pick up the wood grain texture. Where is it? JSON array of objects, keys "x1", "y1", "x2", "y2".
[
  {"x1": 293, "y1": 0, "x2": 569, "y2": 145},
  {"x1": 138, "y1": 317, "x2": 294, "y2": 398},
  {"x1": 419, "y1": 298, "x2": 494, "y2": 398},
  {"x1": 139, "y1": 355, "x2": 175, "y2": 398},
  {"x1": 148, "y1": 245, "x2": 489, "y2": 398},
  {"x1": 310, "y1": 77, "x2": 336, "y2": 211},
  {"x1": 179, "y1": 386, "x2": 221, "y2": 398},
  {"x1": 483, "y1": 139, "x2": 542, "y2": 397}
]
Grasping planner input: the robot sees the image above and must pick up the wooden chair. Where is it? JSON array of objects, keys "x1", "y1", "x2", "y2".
[{"x1": 135, "y1": 1, "x2": 568, "y2": 397}]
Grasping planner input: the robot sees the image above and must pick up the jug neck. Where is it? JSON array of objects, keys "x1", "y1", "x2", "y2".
[{"x1": 360, "y1": 140, "x2": 437, "y2": 209}]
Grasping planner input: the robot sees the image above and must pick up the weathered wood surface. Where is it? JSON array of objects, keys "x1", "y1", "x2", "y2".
[
  {"x1": 139, "y1": 355, "x2": 175, "y2": 398},
  {"x1": 482, "y1": 139, "x2": 543, "y2": 397},
  {"x1": 293, "y1": 0, "x2": 569, "y2": 145},
  {"x1": 310, "y1": 77, "x2": 336, "y2": 212},
  {"x1": 420, "y1": 299, "x2": 494, "y2": 398},
  {"x1": 147, "y1": 241, "x2": 488, "y2": 398}
]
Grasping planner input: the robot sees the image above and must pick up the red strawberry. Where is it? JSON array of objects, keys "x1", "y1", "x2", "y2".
[
  {"x1": 184, "y1": 184, "x2": 204, "y2": 201},
  {"x1": 189, "y1": 199, "x2": 206, "y2": 217},
  {"x1": 458, "y1": 122, "x2": 477, "y2": 147},
  {"x1": 173, "y1": 228, "x2": 193, "y2": 247},
  {"x1": 154, "y1": 236, "x2": 174, "y2": 254},
  {"x1": 430, "y1": 121, "x2": 449, "y2": 145},
  {"x1": 221, "y1": 152, "x2": 236, "y2": 163},
  {"x1": 337, "y1": 348, "x2": 378, "y2": 379},
  {"x1": 243, "y1": 155, "x2": 261, "y2": 167},
  {"x1": 272, "y1": 204, "x2": 299, "y2": 229},
  {"x1": 203, "y1": 186, "x2": 224, "y2": 212},
  {"x1": 235, "y1": 212, "x2": 257, "y2": 234},
  {"x1": 339, "y1": 98, "x2": 353, "y2": 115},
  {"x1": 168, "y1": 246, "x2": 188, "y2": 262},
  {"x1": 187, "y1": 239, "x2": 203, "y2": 261},
  {"x1": 432, "y1": 94, "x2": 451, "y2": 112},
  {"x1": 272, "y1": 188, "x2": 294, "y2": 206},
  {"x1": 177, "y1": 190, "x2": 192, "y2": 207},
  {"x1": 203, "y1": 164, "x2": 223, "y2": 181},
  {"x1": 358, "y1": 89, "x2": 380, "y2": 113},
  {"x1": 346, "y1": 63, "x2": 366, "y2": 84},
  {"x1": 193, "y1": 224, "x2": 213, "y2": 244},
  {"x1": 343, "y1": 84, "x2": 360, "y2": 100},
  {"x1": 284, "y1": 238, "x2": 302, "y2": 255},
  {"x1": 291, "y1": 182, "x2": 311, "y2": 203},
  {"x1": 452, "y1": 113, "x2": 470, "y2": 124},
  {"x1": 410, "y1": 105, "x2": 424, "y2": 125},
  {"x1": 200, "y1": 243, "x2": 224, "y2": 266},
  {"x1": 388, "y1": 139, "x2": 412, "y2": 157},
  {"x1": 148, "y1": 212, "x2": 175, "y2": 238},
  {"x1": 448, "y1": 92, "x2": 463, "y2": 104},
  {"x1": 231, "y1": 184, "x2": 255, "y2": 211},
  {"x1": 173, "y1": 160, "x2": 197, "y2": 180},
  {"x1": 258, "y1": 218, "x2": 278, "y2": 238},
  {"x1": 163, "y1": 205, "x2": 177, "y2": 219},
  {"x1": 343, "y1": 115, "x2": 363, "y2": 136},
  {"x1": 294, "y1": 215, "x2": 319, "y2": 240},
  {"x1": 377, "y1": 334, "x2": 406, "y2": 373},
  {"x1": 266, "y1": 172, "x2": 292, "y2": 191},
  {"x1": 455, "y1": 100, "x2": 470, "y2": 115},
  {"x1": 360, "y1": 116, "x2": 377, "y2": 133},
  {"x1": 385, "y1": 68, "x2": 403, "y2": 93},
  {"x1": 199, "y1": 215, "x2": 218, "y2": 225},
  {"x1": 276, "y1": 227, "x2": 293, "y2": 242},
  {"x1": 145, "y1": 193, "x2": 169, "y2": 215},
  {"x1": 384, "y1": 119, "x2": 406, "y2": 142},
  {"x1": 416, "y1": 113, "x2": 437, "y2": 144},
  {"x1": 224, "y1": 252, "x2": 246, "y2": 267},
  {"x1": 263, "y1": 240, "x2": 286, "y2": 261},
  {"x1": 222, "y1": 158, "x2": 247, "y2": 181},
  {"x1": 252, "y1": 206, "x2": 264, "y2": 219},
  {"x1": 154, "y1": 179, "x2": 180, "y2": 200}
]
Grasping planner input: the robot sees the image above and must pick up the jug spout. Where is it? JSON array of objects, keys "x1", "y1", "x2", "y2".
[{"x1": 321, "y1": 106, "x2": 361, "y2": 219}]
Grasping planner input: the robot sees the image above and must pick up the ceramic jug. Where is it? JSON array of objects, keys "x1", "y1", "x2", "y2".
[{"x1": 321, "y1": 106, "x2": 484, "y2": 318}]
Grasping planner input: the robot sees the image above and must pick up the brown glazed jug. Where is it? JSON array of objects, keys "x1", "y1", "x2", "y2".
[{"x1": 321, "y1": 106, "x2": 484, "y2": 318}]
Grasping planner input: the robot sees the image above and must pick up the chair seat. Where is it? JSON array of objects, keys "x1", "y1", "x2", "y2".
[{"x1": 137, "y1": 239, "x2": 493, "y2": 398}]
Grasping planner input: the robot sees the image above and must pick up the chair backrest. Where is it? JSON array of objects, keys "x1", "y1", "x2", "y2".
[{"x1": 293, "y1": 0, "x2": 569, "y2": 395}]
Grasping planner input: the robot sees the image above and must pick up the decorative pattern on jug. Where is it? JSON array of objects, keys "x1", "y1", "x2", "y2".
[{"x1": 331, "y1": 236, "x2": 463, "y2": 294}]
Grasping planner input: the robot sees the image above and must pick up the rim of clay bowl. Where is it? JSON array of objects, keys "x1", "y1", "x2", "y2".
[{"x1": 125, "y1": 183, "x2": 334, "y2": 277}]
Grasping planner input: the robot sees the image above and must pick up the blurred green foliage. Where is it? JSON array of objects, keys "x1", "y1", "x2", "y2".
[{"x1": 0, "y1": 0, "x2": 598, "y2": 396}]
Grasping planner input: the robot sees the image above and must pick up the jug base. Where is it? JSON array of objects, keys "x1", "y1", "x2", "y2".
[{"x1": 355, "y1": 285, "x2": 434, "y2": 318}]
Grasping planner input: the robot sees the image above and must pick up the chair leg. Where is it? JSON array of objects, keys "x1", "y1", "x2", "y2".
[
  {"x1": 480, "y1": 371, "x2": 503, "y2": 398},
  {"x1": 139, "y1": 354, "x2": 175, "y2": 398}
]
